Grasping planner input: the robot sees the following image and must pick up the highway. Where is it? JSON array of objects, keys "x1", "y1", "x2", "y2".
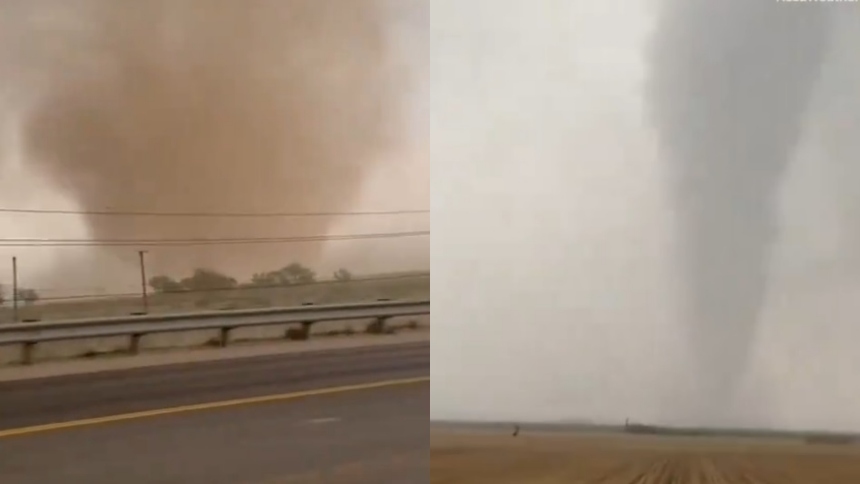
[{"x1": 0, "y1": 341, "x2": 429, "y2": 483}]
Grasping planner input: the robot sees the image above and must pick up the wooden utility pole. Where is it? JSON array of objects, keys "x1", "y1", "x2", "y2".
[
  {"x1": 138, "y1": 250, "x2": 149, "y2": 314},
  {"x1": 12, "y1": 256, "x2": 18, "y2": 323}
]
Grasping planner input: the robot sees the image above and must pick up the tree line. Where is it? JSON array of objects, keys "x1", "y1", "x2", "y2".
[
  {"x1": 0, "y1": 263, "x2": 355, "y2": 304},
  {"x1": 148, "y1": 263, "x2": 353, "y2": 294}
]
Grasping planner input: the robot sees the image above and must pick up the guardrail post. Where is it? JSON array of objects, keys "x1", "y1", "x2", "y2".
[
  {"x1": 379, "y1": 299, "x2": 391, "y2": 332},
  {"x1": 285, "y1": 321, "x2": 312, "y2": 341},
  {"x1": 299, "y1": 302, "x2": 314, "y2": 340},
  {"x1": 367, "y1": 316, "x2": 391, "y2": 335},
  {"x1": 21, "y1": 341, "x2": 35, "y2": 365},
  {"x1": 129, "y1": 334, "x2": 143, "y2": 354},
  {"x1": 219, "y1": 327, "x2": 232, "y2": 348}
]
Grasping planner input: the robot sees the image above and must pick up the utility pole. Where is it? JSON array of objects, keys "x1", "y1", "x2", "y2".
[
  {"x1": 138, "y1": 250, "x2": 149, "y2": 314},
  {"x1": 12, "y1": 256, "x2": 18, "y2": 323}
]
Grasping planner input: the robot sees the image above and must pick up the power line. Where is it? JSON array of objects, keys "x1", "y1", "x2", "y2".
[
  {"x1": 0, "y1": 230, "x2": 429, "y2": 247},
  {"x1": 0, "y1": 207, "x2": 429, "y2": 218}
]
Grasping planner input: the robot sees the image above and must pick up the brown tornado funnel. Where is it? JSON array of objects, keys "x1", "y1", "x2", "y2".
[{"x1": 3, "y1": 0, "x2": 415, "y2": 278}]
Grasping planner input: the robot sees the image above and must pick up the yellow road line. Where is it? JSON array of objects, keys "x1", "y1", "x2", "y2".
[{"x1": 0, "y1": 376, "x2": 429, "y2": 439}]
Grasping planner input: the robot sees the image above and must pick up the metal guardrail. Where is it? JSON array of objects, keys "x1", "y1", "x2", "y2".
[{"x1": 0, "y1": 299, "x2": 430, "y2": 365}]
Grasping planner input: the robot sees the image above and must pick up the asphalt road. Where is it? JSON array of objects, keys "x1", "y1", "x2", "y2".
[{"x1": 0, "y1": 341, "x2": 429, "y2": 483}]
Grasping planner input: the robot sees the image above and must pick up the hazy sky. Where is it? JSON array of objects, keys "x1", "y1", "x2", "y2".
[
  {"x1": 430, "y1": 0, "x2": 860, "y2": 432},
  {"x1": 0, "y1": 0, "x2": 429, "y2": 295}
]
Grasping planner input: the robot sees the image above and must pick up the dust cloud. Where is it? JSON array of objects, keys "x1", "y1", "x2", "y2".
[
  {"x1": 0, "y1": 0, "x2": 427, "y2": 290},
  {"x1": 431, "y1": 0, "x2": 860, "y2": 432}
]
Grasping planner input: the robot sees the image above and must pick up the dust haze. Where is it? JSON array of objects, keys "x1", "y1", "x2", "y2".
[
  {"x1": 431, "y1": 0, "x2": 860, "y2": 432},
  {"x1": 0, "y1": 0, "x2": 428, "y2": 292}
]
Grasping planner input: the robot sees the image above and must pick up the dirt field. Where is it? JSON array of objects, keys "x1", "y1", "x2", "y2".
[
  {"x1": 431, "y1": 430, "x2": 860, "y2": 483},
  {"x1": 0, "y1": 273, "x2": 428, "y2": 322}
]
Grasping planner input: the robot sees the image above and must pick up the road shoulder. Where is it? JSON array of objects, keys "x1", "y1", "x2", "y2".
[{"x1": 0, "y1": 331, "x2": 429, "y2": 382}]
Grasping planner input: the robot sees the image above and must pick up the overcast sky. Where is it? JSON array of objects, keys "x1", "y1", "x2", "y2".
[{"x1": 430, "y1": 0, "x2": 860, "y2": 432}]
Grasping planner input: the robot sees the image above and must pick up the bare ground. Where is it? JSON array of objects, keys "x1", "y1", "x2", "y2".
[
  {"x1": 0, "y1": 273, "x2": 429, "y2": 322},
  {"x1": 431, "y1": 429, "x2": 860, "y2": 483}
]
